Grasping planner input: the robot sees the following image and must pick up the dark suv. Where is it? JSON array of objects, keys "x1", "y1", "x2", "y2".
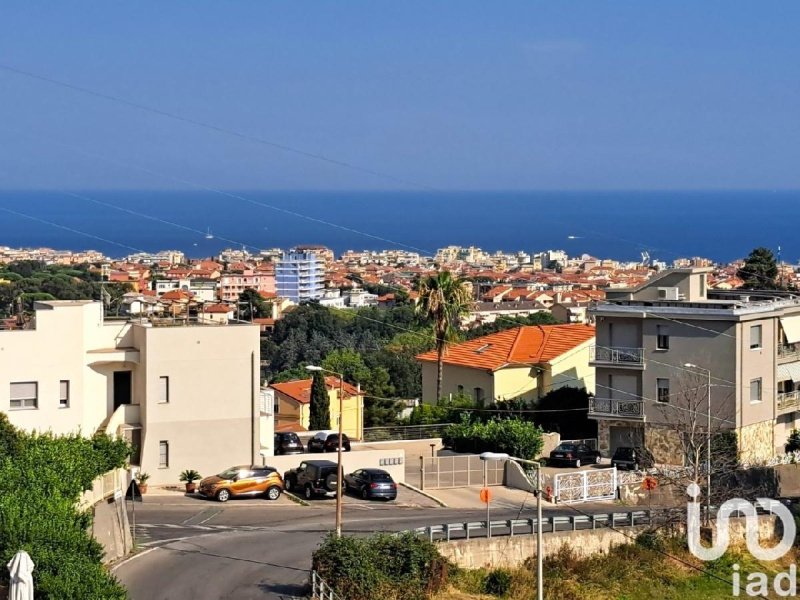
[
  {"x1": 611, "y1": 447, "x2": 654, "y2": 471},
  {"x1": 274, "y1": 432, "x2": 304, "y2": 455},
  {"x1": 283, "y1": 460, "x2": 340, "y2": 500},
  {"x1": 307, "y1": 431, "x2": 352, "y2": 453}
]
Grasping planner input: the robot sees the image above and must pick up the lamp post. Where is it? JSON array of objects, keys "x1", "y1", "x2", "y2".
[
  {"x1": 306, "y1": 365, "x2": 345, "y2": 537},
  {"x1": 481, "y1": 452, "x2": 543, "y2": 600},
  {"x1": 684, "y1": 363, "x2": 712, "y2": 524}
]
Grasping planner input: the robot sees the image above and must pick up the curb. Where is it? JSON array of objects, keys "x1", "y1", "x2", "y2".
[
  {"x1": 110, "y1": 546, "x2": 159, "y2": 572},
  {"x1": 400, "y1": 482, "x2": 448, "y2": 508},
  {"x1": 284, "y1": 490, "x2": 311, "y2": 506}
]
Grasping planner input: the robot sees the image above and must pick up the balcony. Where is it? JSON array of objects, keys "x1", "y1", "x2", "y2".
[
  {"x1": 589, "y1": 397, "x2": 645, "y2": 420},
  {"x1": 589, "y1": 345, "x2": 645, "y2": 369},
  {"x1": 778, "y1": 344, "x2": 800, "y2": 363},
  {"x1": 777, "y1": 391, "x2": 800, "y2": 415}
]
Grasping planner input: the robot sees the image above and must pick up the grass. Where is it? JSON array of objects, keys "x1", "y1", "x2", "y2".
[{"x1": 438, "y1": 534, "x2": 799, "y2": 600}]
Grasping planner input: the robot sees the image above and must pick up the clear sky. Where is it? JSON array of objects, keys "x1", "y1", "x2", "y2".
[{"x1": 1, "y1": 1, "x2": 798, "y2": 191}]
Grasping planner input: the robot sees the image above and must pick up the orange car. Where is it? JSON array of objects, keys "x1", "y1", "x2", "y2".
[{"x1": 198, "y1": 465, "x2": 284, "y2": 502}]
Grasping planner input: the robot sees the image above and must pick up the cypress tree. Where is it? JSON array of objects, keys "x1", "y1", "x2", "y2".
[{"x1": 309, "y1": 371, "x2": 331, "y2": 430}]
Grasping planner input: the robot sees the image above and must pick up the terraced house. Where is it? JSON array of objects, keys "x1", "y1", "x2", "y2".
[{"x1": 589, "y1": 267, "x2": 800, "y2": 463}]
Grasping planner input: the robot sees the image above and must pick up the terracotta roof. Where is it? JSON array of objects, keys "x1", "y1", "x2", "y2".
[
  {"x1": 271, "y1": 376, "x2": 361, "y2": 405},
  {"x1": 204, "y1": 303, "x2": 233, "y2": 314},
  {"x1": 416, "y1": 324, "x2": 595, "y2": 371},
  {"x1": 160, "y1": 289, "x2": 192, "y2": 301}
]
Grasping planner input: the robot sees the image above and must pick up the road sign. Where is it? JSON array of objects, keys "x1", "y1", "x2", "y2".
[{"x1": 480, "y1": 487, "x2": 492, "y2": 504}]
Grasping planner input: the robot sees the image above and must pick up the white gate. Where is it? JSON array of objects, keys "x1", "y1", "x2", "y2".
[{"x1": 553, "y1": 467, "x2": 617, "y2": 503}]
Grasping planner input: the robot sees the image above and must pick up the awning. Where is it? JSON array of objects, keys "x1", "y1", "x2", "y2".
[
  {"x1": 778, "y1": 362, "x2": 800, "y2": 382},
  {"x1": 781, "y1": 316, "x2": 800, "y2": 344}
]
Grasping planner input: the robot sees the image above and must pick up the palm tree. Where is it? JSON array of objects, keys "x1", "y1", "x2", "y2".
[{"x1": 417, "y1": 271, "x2": 473, "y2": 402}]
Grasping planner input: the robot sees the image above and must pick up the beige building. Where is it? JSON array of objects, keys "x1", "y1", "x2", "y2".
[
  {"x1": 589, "y1": 268, "x2": 800, "y2": 463},
  {"x1": 1, "y1": 300, "x2": 262, "y2": 485},
  {"x1": 416, "y1": 324, "x2": 596, "y2": 405}
]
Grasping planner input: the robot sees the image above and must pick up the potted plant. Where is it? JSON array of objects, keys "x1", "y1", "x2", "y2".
[
  {"x1": 180, "y1": 469, "x2": 202, "y2": 493},
  {"x1": 137, "y1": 472, "x2": 150, "y2": 494}
]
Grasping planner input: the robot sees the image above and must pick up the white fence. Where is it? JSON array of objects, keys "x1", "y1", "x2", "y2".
[
  {"x1": 79, "y1": 468, "x2": 126, "y2": 510},
  {"x1": 553, "y1": 467, "x2": 617, "y2": 503},
  {"x1": 419, "y1": 454, "x2": 504, "y2": 490},
  {"x1": 363, "y1": 423, "x2": 452, "y2": 442}
]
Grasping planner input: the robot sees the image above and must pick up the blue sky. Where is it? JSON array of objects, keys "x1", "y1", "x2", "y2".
[{"x1": 1, "y1": 1, "x2": 798, "y2": 190}]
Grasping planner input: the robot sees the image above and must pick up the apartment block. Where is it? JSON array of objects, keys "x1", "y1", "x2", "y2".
[
  {"x1": 1, "y1": 301, "x2": 262, "y2": 485},
  {"x1": 589, "y1": 268, "x2": 800, "y2": 464},
  {"x1": 275, "y1": 251, "x2": 325, "y2": 303}
]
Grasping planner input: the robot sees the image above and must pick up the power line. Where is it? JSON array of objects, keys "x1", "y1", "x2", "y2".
[{"x1": 0, "y1": 63, "x2": 437, "y2": 192}]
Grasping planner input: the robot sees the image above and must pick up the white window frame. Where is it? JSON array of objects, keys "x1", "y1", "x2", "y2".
[
  {"x1": 159, "y1": 440, "x2": 169, "y2": 468},
  {"x1": 750, "y1": 324, "x2": 763, "y2": 350},
  {"x1": 656, "y1": 378, "x2": 670, "y2": 403},
  {"x1": 158, "y1": 376, "x2": 169, "y2": 404},
  {"x1": 750, "y1": 378, "x2": 762, "y2": 403},
  {"x1": 59, "y1": 380, "x2": 70, "y2": 408},
  {"x1": 10, "y1": 381, "x2": 38, "y2": 410}
]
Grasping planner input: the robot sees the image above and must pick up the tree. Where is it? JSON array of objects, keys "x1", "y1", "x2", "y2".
[
  {"x1": 309, "y1": 371, "x2": 331, "y2": 430},
  {"x1": 237, "y1": 288, "x2": 271, "y2": 321},
  {"x1": 416, "y1": 271, "x2": 472, "y2": 402},
  {"x1": 737, "y1": 247, "x2": 778, "y2": 289}
]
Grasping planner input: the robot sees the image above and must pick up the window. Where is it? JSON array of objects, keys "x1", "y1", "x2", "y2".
[
  {"x1": 473, "y1": 387, "x2": 485, "y2": 405},
  {"x1": 750, "y1": 378, "x2": 762, "y2": 403},
  {"x1": 158, "y1": 376, "x2": 169, "y2": 403},
  {"x1": 750, "y1": 325, "x2": 762, "y2": 350},
  {"x1": 656, "y1": 378, "x2": 670, "y2": 403},
  {"x1": 59, "y1": 380, "x2": 70, "y2": 408},
  {"x1": 656, "y1": 325, "x2": 670, "y2": 350},
  {"x1": 10, "y1": 382, "x2": 37, "y2": 409},
  {"x1": 457, "y1": 385, "x2": 464, "y2": 394},
  {"x1": 159, "y1": 441, "x2": 169, "y2": 468},
  {"x1": 274, "y1": 398, "x2": 280, "y2": 415}
]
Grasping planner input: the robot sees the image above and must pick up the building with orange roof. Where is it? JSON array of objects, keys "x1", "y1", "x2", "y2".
[
  {"x1": 416, "y1": 324, "x2": 595, "y2": 404},
  {"x1": 269, "y1": 376, "x2": 363, "y2": 439}
]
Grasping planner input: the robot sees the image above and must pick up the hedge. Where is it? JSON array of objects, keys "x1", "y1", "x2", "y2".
[
  {"x1": 312, "y1": 532, "x2": 450, "y2": 600},
  {"x1": 0, "y1": 413, "x2": 130, "y2": 599},
  {"x1": 442, "y1": 417, "x2": 544, "y2": 459}
]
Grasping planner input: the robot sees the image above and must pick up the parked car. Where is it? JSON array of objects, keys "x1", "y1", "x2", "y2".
[
  {"x1": 611, "y1": 446, "x2": 654, "y2": 471},
  {"x1": 198, "y1": 465, "x2": 283, "y2": 502},
  {"x1": 308, "y1": 431, "x2": 351, "y2": 453},
  {"x1": 343, "y1": 468, "x2": 397, "y2": 501},
  {"x1": 274, "y1": 432, "x2": 304, "y2": 455},
  {"x1": 283, "y1": 460, "x2": 340, "y2": 500},
  {"x1": 548, "y1": 443, "x2": 601, "y2": 468}
]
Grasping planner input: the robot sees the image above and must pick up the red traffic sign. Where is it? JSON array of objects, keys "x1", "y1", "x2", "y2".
[
  {"x1": 480, "y1": 487, "x2": 492, "y2": 504},
  {"x1": 642, "y1": 476, "x2": 658, "y2": 491}
]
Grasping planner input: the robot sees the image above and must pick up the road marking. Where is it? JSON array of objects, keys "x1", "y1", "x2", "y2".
[
  {"x1": 110, "y1": 547, "x2": 160, "y2": 572},
  {"x1": 197, "y1": 510, "x2": 223, "y2": 525}
]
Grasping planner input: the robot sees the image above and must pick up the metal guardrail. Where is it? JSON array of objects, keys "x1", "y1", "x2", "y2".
[
  {"x1": 363, "y1": 423, "x2": 453, "y2": 442},
  {"x1": 407, "y1": 510, "x2": 652, "y2": 542},
  {"x1": 589, "y1": 397, "x2": 644, "y2": 418},
  {"x1": 777, "y1": 391, "x2": 800, "y2": 412}
]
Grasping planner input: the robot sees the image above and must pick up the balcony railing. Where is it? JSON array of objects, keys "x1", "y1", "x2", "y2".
[
  {"x1": 777, "y1": 391, "x2": 800, "y2": 413},
  {"x1": 778, "y1": 344, "x2": 800, "y2": 362},
  {"x1": 589, "y1": 397, "x2": 645, "y2": 419},
  {"x1": 589, "y1": 345, "x2": 644, "y2": 366}
]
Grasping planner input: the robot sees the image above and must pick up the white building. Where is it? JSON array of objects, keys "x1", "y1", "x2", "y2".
[{"x1": 1, "y1": 301, "x2": 264, "y2": 485}]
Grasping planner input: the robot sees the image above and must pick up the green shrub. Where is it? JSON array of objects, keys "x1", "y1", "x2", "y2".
[
  {"x1": 312, "y1": 532, "x2": 450, "y2": 600},
  {"x1": 443, "y1": 416, "x2": 544, "y2": 459},
  {"x1": 787, "y1": 429, "x2": 800, "y2": 453},
  {"x1": 483, "y1": 568, "x2": 513, "y2": 596},
  {"x1": 0, "y1": 418, "x2": 130, "y2": 598}
]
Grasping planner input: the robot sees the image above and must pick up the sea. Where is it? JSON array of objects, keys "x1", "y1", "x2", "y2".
[{"x1": 0, "y1": 190, "x2": 797, "y2": 264}]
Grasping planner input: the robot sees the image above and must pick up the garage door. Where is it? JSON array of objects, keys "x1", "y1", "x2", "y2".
[{"x1": 610, "y1": 426, "x2": 644, "y2": 454}]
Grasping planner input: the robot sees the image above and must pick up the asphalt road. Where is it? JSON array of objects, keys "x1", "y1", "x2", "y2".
[{"x1": 114, "y1": 494, "x2": 629, "y2": 600}]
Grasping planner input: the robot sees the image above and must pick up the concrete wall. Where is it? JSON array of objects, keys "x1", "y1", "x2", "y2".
[
  {"x1": 438, "y1": 514, "x2": 780, "y2": 570},
  {"x1": 91, "y1": 495, "x2": 133, "y2": 564},
  {"x1": 261, "y1": 449, "x2": 407, "y2": 483},
  {"x1": 546, "y1": 338, "x2": 595, "y2": 394}
]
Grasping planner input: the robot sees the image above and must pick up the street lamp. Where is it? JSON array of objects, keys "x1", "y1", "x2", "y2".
[
  {"x1": 684, "y1": 363, "x2": 712, "y2": 524},
  {"x1": 480, "y1": 452, "x2": 543, "y2": 600},
  {"x1": 306, "y1": 364, "x2": 345, "y2": 538}
]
